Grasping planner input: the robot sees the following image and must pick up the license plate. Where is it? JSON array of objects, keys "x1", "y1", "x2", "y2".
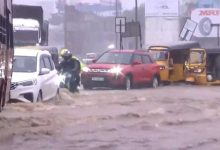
[{"x1": 92, "y1": 77, "x2": 104, "y2": 81}]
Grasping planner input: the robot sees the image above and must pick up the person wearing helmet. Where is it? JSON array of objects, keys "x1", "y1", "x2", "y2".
[{"x1": 58, "y1": 49, "x2": 81, "y2": 92}]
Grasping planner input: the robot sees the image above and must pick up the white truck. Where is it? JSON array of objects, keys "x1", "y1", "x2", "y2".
[
  {"x1": 13, "y1": 18, "x2": 41, "y2": 46},
  {"x1": 13, "y1": 5, "x2": 48, "y2": 46}
]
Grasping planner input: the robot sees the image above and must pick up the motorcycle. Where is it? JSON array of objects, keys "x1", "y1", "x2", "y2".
[{"x1": 59, "y1": 71, "x2": 78, "y2": 92}]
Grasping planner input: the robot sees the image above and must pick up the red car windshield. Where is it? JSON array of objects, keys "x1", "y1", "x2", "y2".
[{"x1": 96, "y1": 52, "x2": 132, "y2": 64}]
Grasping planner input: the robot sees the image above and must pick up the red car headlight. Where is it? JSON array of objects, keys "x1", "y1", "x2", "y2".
[{"x1": 108, "y1": 67, "x2": 122, "y2": 74}]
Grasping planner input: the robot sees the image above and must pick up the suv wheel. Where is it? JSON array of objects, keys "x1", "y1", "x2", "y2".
[
  {"x1": 125, "y1": 76, "x2": 132, "y2": 90},
  {"x1": 151, "y1": 77, "x2": 159, "y2": 88},
  {"x1": 37, "y1": 92, "x2": 43, "y2": 102}
]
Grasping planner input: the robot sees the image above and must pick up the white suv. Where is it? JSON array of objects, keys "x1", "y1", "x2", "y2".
[{"x1": 10, "y1": 48, "x2": 59, "y2": 103}]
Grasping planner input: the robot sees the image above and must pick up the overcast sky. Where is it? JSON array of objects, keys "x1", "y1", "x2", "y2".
[
  {"x1": 13, "y1": 0, "x2": 145, "y2": 10},
  {"x1": 74, "y1": 0, "x2": 145, "y2": 10}
]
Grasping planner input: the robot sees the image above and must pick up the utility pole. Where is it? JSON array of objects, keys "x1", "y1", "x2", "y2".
[
  {"x1": 115, "y1": 0, "x2": 118, "y2": 49},
  {"x1": 135, "y1": 0, "x2": 138, "y2": 49},
  {"x1": 63, "y1": 0, "x2": 67, "y2": 48}
]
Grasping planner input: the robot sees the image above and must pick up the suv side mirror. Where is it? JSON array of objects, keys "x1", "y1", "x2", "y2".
[
  {"x1": 40, "y1": 68, "x2": 50, "y2": 75},
  {"x1": 92, "y1": 59, "x2": 97, "y2": 63}
]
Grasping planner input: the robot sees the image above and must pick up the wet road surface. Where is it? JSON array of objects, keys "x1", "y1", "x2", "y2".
[{"x1": 1, "y1": 85, "x2": 220, "y2": 150}]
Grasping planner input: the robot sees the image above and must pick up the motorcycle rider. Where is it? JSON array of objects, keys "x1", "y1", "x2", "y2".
[{"x1": 58, "y1": 49, "x2": 81, "y2": 92}]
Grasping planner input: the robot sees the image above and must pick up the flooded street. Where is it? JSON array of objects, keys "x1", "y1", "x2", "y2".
[{"x1": 1, "y1": 85, "x2": 220, "y2": 150}]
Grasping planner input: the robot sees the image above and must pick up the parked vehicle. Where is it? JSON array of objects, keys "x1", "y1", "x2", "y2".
[
  {"x1": 10, "y1": 48, "x2": 59, "y2": 103},
  {"x1": 19, "y1": 46, "x2": 59, "y2": 67},
  {"x1": 81, "y1": 49, "x2": 161, "y2": 90},
  {"x1": 13, "y1": 4, "x2": 49, "y2": 46},
  {"x1": 185, "y1": 48, "x2": 220, "y2": 85},
  {"x1": 0, "y1": 0, "x2": 13, "y2": 111},
  {"x1": 148, "y1": 41, "x2": 200, "y2": 83}
]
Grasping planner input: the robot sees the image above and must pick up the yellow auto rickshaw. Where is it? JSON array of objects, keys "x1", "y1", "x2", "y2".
[
  {"x1": 185, "y1": 48, "x2": 220, "y2": 85},
  {"x1": 148, "y1": 41, "x2": 200, "y2": 83}
]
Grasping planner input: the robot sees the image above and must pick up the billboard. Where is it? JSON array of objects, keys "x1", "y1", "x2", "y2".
[
  {"x1": 191, "y1": 8, "x2": 220, "y2": 37},
  {"x1": 145, "y1": 0, "x2": 179, "y2": 17}
]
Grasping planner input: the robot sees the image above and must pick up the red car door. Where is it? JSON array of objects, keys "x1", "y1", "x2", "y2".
[
  {"x1": 131, "y1": 54, "x2": 145, "y2": 84},
  {"x1": 142, "y1": 54, "x2": 154, "y2": 82}
]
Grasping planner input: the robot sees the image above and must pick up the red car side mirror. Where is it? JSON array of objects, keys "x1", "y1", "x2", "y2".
[{"x1": 132, "y1": 60, "x2": 141, "y2": 65}]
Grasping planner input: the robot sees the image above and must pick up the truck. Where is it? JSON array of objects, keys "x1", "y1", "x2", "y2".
[
  {"x1": 0, "y1": 0, "x2": 14, "y2": 111},
  {"x1": 12, "y1": 5, "x2": 48, "y2": 46}
]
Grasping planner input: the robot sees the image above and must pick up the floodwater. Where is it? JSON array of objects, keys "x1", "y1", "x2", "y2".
[{"x1": 1, "y1": 85, "x2": 220, "y2": 150}]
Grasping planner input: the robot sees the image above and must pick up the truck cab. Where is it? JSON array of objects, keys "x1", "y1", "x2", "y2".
[
  {"x1": 13, "y1": 18, "x2": 41, "y2": 46},
  {"x1": 12, "y1": 4, "x2": 48, "y2": 46}
]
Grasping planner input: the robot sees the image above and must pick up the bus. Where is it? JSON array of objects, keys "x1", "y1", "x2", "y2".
[{"x1": 0, "y1": 0, "x2": 14, "y2": 111}]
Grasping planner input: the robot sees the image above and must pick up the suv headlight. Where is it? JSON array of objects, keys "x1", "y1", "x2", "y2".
[
  {"x1": 19, "y1": 79, "x2": 37, "y2": 86},
  {"x1": 108, "y1": 67, "x2": 122, "y2": 74}
]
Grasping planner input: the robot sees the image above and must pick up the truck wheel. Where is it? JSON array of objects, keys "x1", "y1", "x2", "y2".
[{"x1": 0, "y1": 80, "x2": 6, "y2": 112}]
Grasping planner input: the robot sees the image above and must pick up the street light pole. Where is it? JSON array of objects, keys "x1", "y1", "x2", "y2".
[
  {"x1": 115, "y1": 0, "x2": 118, "y2": 16},
  {"x1": 135, "y1": 0, "x2": 138, "y2": 49},
  {"x1": 135, "y1": 0, "x2": 138, "y2": 22}
]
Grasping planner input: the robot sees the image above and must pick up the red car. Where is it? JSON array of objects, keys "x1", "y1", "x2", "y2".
[{"x1": 81, "y1": 50, "x2": 161, "y2": 90}]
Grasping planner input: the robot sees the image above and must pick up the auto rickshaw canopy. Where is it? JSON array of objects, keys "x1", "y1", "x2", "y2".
[{"x1": 149, "y1": 41, "x2": 200, "y2": 51}]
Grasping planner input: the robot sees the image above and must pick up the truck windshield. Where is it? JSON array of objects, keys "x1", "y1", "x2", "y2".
[
  {"x1": 13, "y1": 56, "x2": 37, "y2": 73},
  {"x1": 14, "y1": 30, "x2": 39, "y2": 45},
  {"x1": 96, "y1": 52, "x2": 132, "y2": 64},
  {"x1": 189, "y1": 51, "x2": 204, "y2": 64},
  {"x1": 149, "y1": 50, "x2": 168, "y2": 61}
]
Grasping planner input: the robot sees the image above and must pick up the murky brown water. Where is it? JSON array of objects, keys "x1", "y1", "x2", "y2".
[{"x1": 1, "y1": 85, "x2": 220, "y2": 150}]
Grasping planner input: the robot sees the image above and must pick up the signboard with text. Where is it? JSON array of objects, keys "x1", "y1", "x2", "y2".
[
  {"x1": 191, "y1": 8, "x2": 220, "y2": 37},
  {"x1": 145, "y1": 0, "x2": 179, "y2": 17},
  {"x1": 115, "y1": 17, "x2": 126, "y2": 33}
]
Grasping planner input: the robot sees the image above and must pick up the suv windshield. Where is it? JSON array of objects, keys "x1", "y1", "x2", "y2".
[
  {"x1": 13, "y1": 56, "x2": 37, "y2": 73},
  {"x1": 96, "y1": 52, "x2": 132, "y2": 64},
  {"x1": 149, "y1": 50, "x2": 168, "y2": 61},
  {"x1": 189, "y1": 51, "x2": 204, "y2": 64}
]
